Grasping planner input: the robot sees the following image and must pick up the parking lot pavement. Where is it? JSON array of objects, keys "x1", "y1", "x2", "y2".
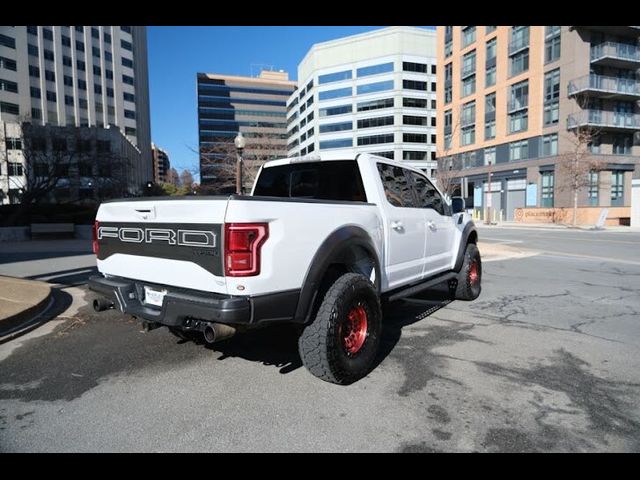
[{"x1": 0, "y1": 230, "x2": 639, "y2": 452}]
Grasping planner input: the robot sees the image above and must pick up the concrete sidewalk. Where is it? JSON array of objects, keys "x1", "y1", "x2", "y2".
[
  {"x1": 478, "y1": 221, "x2": 640, "y2": 232},
  {"x1": 0, "y1": 275, "x2": 52, "y2": 337}
]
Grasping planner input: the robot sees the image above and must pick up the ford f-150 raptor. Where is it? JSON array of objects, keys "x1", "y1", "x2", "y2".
[{"x1": 89, "y1": 153, "x2": 481, "y2": 384}]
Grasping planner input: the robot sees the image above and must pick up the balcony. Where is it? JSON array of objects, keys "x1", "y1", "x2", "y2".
[
  {"x1": 571, "y1": 26, "x2": 640, "y2": 37},
  {"x1": 508, "y1": 96, "x2": 528, "y2": 113},
  {"x1": 508, "y1": 37, "x2": 529, "y2": 55},
  {"x1": 567, "y1": 109, "x2": 640, "y2": 132},
  {"x1": 461, "y1": 64, "x2": 476, "y2": 79},
  {"x1": 591, "y1": 42, "x2": 640, "y2": 68},
  {"x1": 460, "y1": 113, "x2": 476, "y2": 127},
  {"x1": 567, "y1": 74, "x2": 640, "y2": 100}
]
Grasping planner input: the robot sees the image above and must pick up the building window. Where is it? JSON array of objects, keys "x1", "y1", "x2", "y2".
[
  {"x1": 318, "y1": 86, "x2": 351, "y2": 100},
  {"x1": 510, "y1": 50, "x2": 529, "y2": 76},
  {"x1": 462, "y1": 50, "x2": 476, "y2": 79},
  {"x1": 400, "y1": 98, "x2": 425, "y2": 109},
  {"x1": 121, "y1": 40, "x2": 133, "y2": 51},
  {"x1": 121, "y1": 58, "x2": 133, "y2": 70},
  {"x1": 444, "y1": 26, "x2": 453, "y2": 58},
  {"x1": 121, "y1": 26, "x2": 132, "y2": 34},
  {"x1": 318, "y1": 70, "x2": 351, "y2": 84},
  {"x1": 28, "y1": 44, "x2": 38, "y2": 57},
  {"x1": 611, "y1": 170, "x2": 624, "y2": 206},
  {"x1": 104, "y1": 32, "x2": 111, "y2": 44},
  {"x1": 29, "y1": 65, "x2": 40, "y2": 77},
  {"x1": 30, "y1": 86, "x2": 41, "y2": 98},
  {"x1": 485, "y1": 65, "x2": 496, "y2": 87},
  {"x1": 543, "y1": 69, "x2": 560, "y2": 126},
  {"x1": 588, "y1": 171, "x2": 599, "y2": 206},
  {"x1": 91, "y1": 27, "x2": 99, "y2": 39},
  {"x1": 461, "y1": 100, "x2": 476, "y2": 126},
  {"x1": 403, "y1": 133, "x2": 427, "y2": 143},
  {"x1": 589, "y1": 135, "x2": 601, "y2": 154},
  {"x1": 77, "y1": 60, "x2": 86, "y2": 71},
  {"x1": 0, "y1": 56, "x2": 17, "y2": 72},
  {"x1": 542, "y1": 133, "x2": 558, "y2": 156},
  {"x1": 106, "y1": 87, "x2": 114, "y2": 97},
  {"x1": 486, "y1": 26, "x2": 497, "y2": 34},
  {"x1": 319, "y1": 121, "x2": 352, "y2": 133},
  {"x1": 613, "y1": 134, "x2": 633, "y2": 155},
  {"x1": 403, "y1": 80, "x2": 427, "y2": 91},
  {"x1": 320, "y1": 138, "x2": 352, "y2": 149},
  {"x1": 0, "y1": 79, "x2": 18, "y2": 93},
  {"x1": 486, "y1": 38, "x2": 497, "y2": 61},
  {"x1": 444, "y1": 62, "x2": 452, "y2": 104},
  {"x1": 462, "y1": 26, "x2": 476, "y2": 48},
  {"x1": 402, "y1": 115, "x2": 427, "y2": 126},
  {"x1": 461, "y1": 126, "x2": 475, "y2": 146},
  {"x1": 45, "y1": 70, "x2": 55, "y2": 82},
  {"x1": 93, "y1": 65, "x2": 101, "y2": 76},
  {"x1": 403, "y1": 62, "x2": 427, "y2": 73},
  {"x1": 78, "y1": 79, "x2": 87, "y2": 90},
  {"x1": 509, "y1": 80, "x2": 529, "y2": 133},
  {"x1": 357, "y1": 62, "x2": 394, "y2": 77},
  {"x1": 31, "y1": 107, "x2": 41, "y2": 120},
  {"x1": 509, "y1": 140, "x2": 529, "y2": 161},
  {"x1": 0, "y1": 34, "x2": 16, "y2": 49},
  {"x1": 5, "y1": 138, "x2": 22, "y2": 150},
  {"x1": 92, "y1": 46, "x2": 101, "y2": 58},
  {"x1": 545, "y1": 26, "x2": 561, "y2": 63},
  {"x1": 63, "y1": 55, "x2": 72, "y2": 67},
  {"x1": 76, "y1": 40, "x2": 84, "y2": 52},
  {"x1": 485, "y1": 119, "x2": 496, "y2": 140},
  {"x1": 484, "y1": 147, "x2": 496, "y2": 165},
  {"x1": 357, "y1": 80, "x2": 394, "y2": 95},
  {"x1": 123, "y1": 74, "x2": 134, "y2": 86},
  {"x1": 0, "y1": 101, "x2": 19, "y2": 115},
  {"x1": 64, "y1": 95, "x2": 74, "y2": 106},
  {"x1": 358, "y1": 116, "x2": 394, "y2": 129},
  {"x1": 8, "y1": 162, "x2": 24, "y2": 176},
  {"x1": 63, "y1": 75, "x2": 73, "y2": 87},
  {"x1": 125, "y1": 127, "x2": 137, "y2": 136},
  {"x1": 104, "y1": 51, "x2": 112, "y2": 62},
  {"x1": 541, "y1": 171, "x2": 554, "y2": 207},
  {"x1": 461, "y1": 76, "x2": 475, "y2": 97}
]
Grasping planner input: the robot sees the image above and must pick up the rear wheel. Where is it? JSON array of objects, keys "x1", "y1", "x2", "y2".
[
  {"x1": 454, "y1": 243, "x2": 482, "y2": 300},
  {"x1": 298, "y1": 273, "x2": 382, "y2": 385}
]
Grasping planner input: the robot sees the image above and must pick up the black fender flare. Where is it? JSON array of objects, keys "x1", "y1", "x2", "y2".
[
  {"x1": 453, "y1": 222, "x2": 479, "y2": 272},
  {"x1": 294, "y1": 226, "x2": 381, "y2": 323}
]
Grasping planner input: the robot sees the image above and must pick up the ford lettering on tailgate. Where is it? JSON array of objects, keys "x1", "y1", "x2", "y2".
[{"x1": 96, "y1": 222, "x2": 223, "y2": 276}]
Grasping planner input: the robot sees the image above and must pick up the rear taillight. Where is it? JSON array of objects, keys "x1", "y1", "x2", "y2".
[
  {"x1": 92, "y1": 220, "x2": 100, "y2": 255},
  {"x1": 224, "y1": 223, "x2": 269, "y2": 277}
]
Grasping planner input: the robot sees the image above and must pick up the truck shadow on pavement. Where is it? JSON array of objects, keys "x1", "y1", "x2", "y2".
[{"x1": 201, "y1": 286, "x2": 453, "y2": 379}]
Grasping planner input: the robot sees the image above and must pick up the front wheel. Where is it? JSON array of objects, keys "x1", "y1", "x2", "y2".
[
  {"x1": 454, "y1": 243, "x2": 482, "y2": 301},
  {"x1": 298, "y1": 273, "x2": 382, "y2": 385}
]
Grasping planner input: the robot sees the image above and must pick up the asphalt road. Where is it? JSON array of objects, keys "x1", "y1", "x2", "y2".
[{"x1": 1, "y1": 228, "x2": 639, "y2": 452}]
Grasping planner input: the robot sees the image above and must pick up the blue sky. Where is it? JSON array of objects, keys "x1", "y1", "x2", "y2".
[{"x1": 147, "y1": 26, "x2": 434, "y2": 181}]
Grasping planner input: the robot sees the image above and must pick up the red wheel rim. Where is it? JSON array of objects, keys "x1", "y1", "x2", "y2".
[
  {"x1": 342, "y1": 305, "x2": 368, "y2": 355},
  {"x1": 469, "y1": 260, "x2": 479, "y2": 285}
]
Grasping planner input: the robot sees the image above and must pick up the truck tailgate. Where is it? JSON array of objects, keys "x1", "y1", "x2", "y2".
[{"x1": 95, "y1": 198, "x2": 228, "y2": 293}]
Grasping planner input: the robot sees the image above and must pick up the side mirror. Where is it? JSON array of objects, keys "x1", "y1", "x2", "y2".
[{"x1": 451, "y1": 196, "x2": 465, "y2": 214}]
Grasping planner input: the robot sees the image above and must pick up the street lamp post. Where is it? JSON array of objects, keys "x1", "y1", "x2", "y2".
[
  {"x1": 485, "y1": 160, "x2": 493, "y2": 225},
  {"x1": 234, "y1": 132, "x2": 246, "y2": 195}
]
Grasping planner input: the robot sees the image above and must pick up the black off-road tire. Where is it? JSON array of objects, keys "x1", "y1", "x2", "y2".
[
  {"x1": 298, "y1": 273, "x2": 382, "y2": 385},
  {"x1": 454, "y1": 243, "x2": 482, "y2": 301}
]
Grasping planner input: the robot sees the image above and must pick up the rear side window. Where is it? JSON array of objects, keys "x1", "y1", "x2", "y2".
[
  {"x1": 376, "y1": 163, "x2": 417, "y2": 208},
  {"x1": 253, "y1": 160, "x2": 367, "y2": 202}
]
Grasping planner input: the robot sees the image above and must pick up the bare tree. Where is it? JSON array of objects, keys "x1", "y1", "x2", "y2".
[
  {"x1": 434, "y1": 106, "x2": 464, "y2": 199},
  {"x1": 557, "y1": 93, "x2": 605, "y2": 227},
  {"x1": 198, "y1": 133, "x2": 285, "y2": 195},
  {"x1": 556, "y1": 126, "x2": 604, "y2": 227}
]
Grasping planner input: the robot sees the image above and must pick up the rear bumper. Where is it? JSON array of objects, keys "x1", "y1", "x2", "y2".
[{"x1": 88, "y1": 275, "x2": 299, "y2": 327}]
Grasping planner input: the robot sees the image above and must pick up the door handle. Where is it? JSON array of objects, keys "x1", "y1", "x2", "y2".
[
  {"x1": 391, "y1": 221, "x2": 404, "y2": 231},
  {"x1": 427, "y1": 220, "x2": 436, "y2": 230}
]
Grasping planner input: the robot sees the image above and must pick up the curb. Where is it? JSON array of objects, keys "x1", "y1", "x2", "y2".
[{"x1": 0, "y1": 284, "x2": 53, "y2": 338}]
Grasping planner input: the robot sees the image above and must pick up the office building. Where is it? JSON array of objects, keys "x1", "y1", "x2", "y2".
[
  {"x1": 197, "y1": 70, "x2": 296, "y2": 187},
  {"x1": 151, "y1": 142, "x2": 170, "y2": 184},
  {"x1": 437, "y1": 26, "x2": 640, "y2": 224},
  {"x1": 287, "y1": 26, "x2": 438, "y2": 176},
  {"x1": 0, "y1": 25, "x2": 152, "y2": 203}
]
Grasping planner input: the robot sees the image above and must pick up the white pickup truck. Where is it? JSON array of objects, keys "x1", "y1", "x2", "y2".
[{"x1": 89, "y1": 153, "x2": 481, "y2": 384}]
